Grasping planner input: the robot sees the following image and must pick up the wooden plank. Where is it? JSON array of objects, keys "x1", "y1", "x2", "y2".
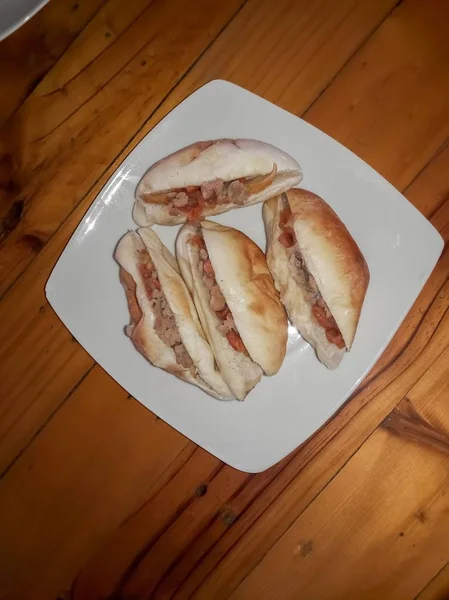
[
  {"x1": 171, "y1": 282, "x2": 449, "y2": 600},
  {"x1": 72, "y1": 444, "x2": 308, "y2": 599},
  {"x1": 227, "y1": 350, "x2": 449, "y2": 600},
  {"x1": 304, "y1": 0, "x2": 449, "y2": 191},
  {"x1": 415, "y1": 561, "x2": 449, "y2": 600},
  {"x1": 406, "y1": 141, "x2": 449, "y2": 219},
  {"x1": 0, "y1": 0, "x2": 106, "y2": 126},
  {"x1": 0, "y1": 366, "x2": 191, "y2": 599},
  {"x1": 0, "y1": 0, "x2": 245, "y2": 473},
  {"x1": 120, "y1": 0, "x2": 449, "y2": 196},
  {"x1": 1, "y1": 272, "x2": 446, "y2": 599},
  {"x1": 0, "y1": 0, "x2": 399, "y2": 475},
  {"x1": 0, "y1": 231, "x2": 95, "y2": 475},
  {"x1": 0, "y1": 0, "x2": 448, "y2": 596},
  {"x1": 161, "y1": 166, "x2": 449, "y2": 597},
  {"x1": 0, "y1": 0, "x2": 397, "y2": 296},
  {"x1": 71, "y1": 446, "x2": 223, "y2": 600},
  {"x1": 120, "y1": 464, "x2": 249, "y2": 599},
  {"x1": 3, "y1": 197, "x2": 446, "y2": 599},
  {"x1": 350, "y1": 142, "x2": 449, "y2": 393},
  {"x1": 0, "y1": 0, "x2": 245, "y2": 295},
  {"x1": 32, "y1": 0, "x2": 157, "y2": 99},
  {"x1": 150, "y1": 0, "x2": 399, "y2": 115}
]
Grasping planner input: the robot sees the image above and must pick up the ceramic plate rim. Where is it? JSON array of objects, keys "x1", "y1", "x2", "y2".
[{"x1": 45, "y1": 79, "x2": 444, "y2": 472}]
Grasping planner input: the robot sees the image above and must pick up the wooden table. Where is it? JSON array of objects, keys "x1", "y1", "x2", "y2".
[{"x1": 0, "y1": 0, "x2": 448, "y2": 598}]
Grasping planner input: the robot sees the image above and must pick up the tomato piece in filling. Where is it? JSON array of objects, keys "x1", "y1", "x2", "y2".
[
  {"x1": 215, "y1": 305, "x2": 230, "y2": 320},
  {"x1": 203, "y1": 259, "x2": 214, "y2": 276},
  {"x1": 311, "y1": 305, "x2": 332, "y2": 329},
  {"x1": 278, "y1": 204, "x2": 294, "y2": 247},
  {"x1": 278, "y1": 228, "x2": 295, "y2": 248},
  {"x1": 226, "y1": 330, "x2": 247, "y2": 354},
  {"x1": 186, "y1": 203, "x2": 204, "y2": 221},
  {"x1": 326, "y1": 327, "x2": 345, "y2": 349},
  {"x1": 190, "y1": 235, "x2": 205, "y2": 249},
  {"x1": 190, "y1": 235, "x2": 248, "y2": 356},
  {"x1": 279, "y1": 207, "x2": 345, "y2": 350},
  {"x1": 312, "y1": 305, "x2": 345, "y2": 348}
]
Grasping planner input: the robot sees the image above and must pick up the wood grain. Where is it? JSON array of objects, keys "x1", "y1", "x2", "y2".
[
  {"x1": 0, "y1": 0, "x2": 245, "y2": 473},
  {"x1": 0, "y1": 0, "x2": 448, "y2": 598},
  {"x1": 305, "y1": 0, "x2": 449, "y2": 191},
  {"x1": 406, "y1": 141, "x2": 449, "y2": 218},
  {"x1": 416, "y1": 561, "x2": 449, "y2": 600},
  {"x1": 179, "y1": 280, "x2": 449, "y2": 600},
  {"x1": 111, "y1": 0, "x2": 449, "y2": 196},
  {"x1": 0, "y1": 0, "x2": 445, "y2": 482},
  {"x1": 1, "y1": 104, "x2": 447, "y2": 600},
  {"x1": 0, "y1": 0, "x2": 245, "y2": 295},
  {"x1": 0, "y1": 367, "x2": 190, "y2": 599},
  {"x1": 1, "y1": 206, "x2": 445, "y2": 600},
  {"x1": 382, "y1": 405, "x2": 449, "y2": 456},
  {"x1": 228, "y1": 350, "x2": 449, "y2": 600},
  {"x1": 0, "y1": 0, "x2": 399, "y2": 475},
  {"x1": 0, "y1": 0, "x2": 106, "y2": 126}
]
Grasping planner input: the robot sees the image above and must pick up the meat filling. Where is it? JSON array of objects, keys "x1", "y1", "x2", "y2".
[
  {"x1": 167, "y1": 179, "x2": 249, "y2": 219},
  {"x1": 278, "y1": 204, "x2": 345, "y2": 349},
  {"x1": 137, "y1": 249, "x2": 193, "y2": 368},
  {"x1": 144, "y1": 164, "x2": 278, "y2": 221},
  {"x1": 190, "y1": 235, "x2": 248, "y2": 355}
]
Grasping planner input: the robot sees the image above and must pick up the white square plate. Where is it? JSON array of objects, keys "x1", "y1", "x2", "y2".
[{"x1": 46, "y1": 80, "x2": 443, "y2": 473}]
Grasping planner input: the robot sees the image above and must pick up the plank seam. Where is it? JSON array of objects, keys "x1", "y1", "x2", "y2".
[
  {"x1": 39, "y1": 0, "x2": 159, "y2": 102},
  {"x1": 402, "y1": 138, "x2": 449, "y2": 204},
  {"x1": 302, "y1": 0, "x2": 404, "y2": 117},
  {"x1": 0, "y1": 0, "x2": 249, "y2": 303},
  {"x1": 114, "y1": 461, "x2": 225, "y2": 596},
  {"x1": 412, "y1": 558, "x2": 449, "y2": 600},
  {"x1": 0, "y1": 363, "x2": 95, "y2": 481},
  {"x1": 4, "y1": 0, "x2": 111, "y2": 124},
  {"x1": 0, "y1": 0, "x2": 249, "y2": 470},
  {"x1": 186, "y1": 300, "x2": 449, "y2": 597},
  {"x1": 151, "y1": 473, "x2": 254, "y2": 597},
  {"x1": 349, "y1": 269, "x2": 448, "y2": 401},
  {"x1": 227, "y1": 319, "x2": 449, "y2": 600}
]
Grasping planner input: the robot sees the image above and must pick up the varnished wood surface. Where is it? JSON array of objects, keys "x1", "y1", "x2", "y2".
[{"x1": 0, "y1": 0, "x2": 448, "y2": 598}]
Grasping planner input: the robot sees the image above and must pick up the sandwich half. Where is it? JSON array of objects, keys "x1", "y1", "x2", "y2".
[
  {"x1": 134, "y1": 138, "x2": 302, "y2": 226},
  {"x1": 115, "y1": 228, "x2": 234, "y2": 399},
  {"x1": 176, "y1": 220, "x2": 288, "y2": 400},
  {"x1": 263, "y1": 189, "x2": 370, "y2": 369}
]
